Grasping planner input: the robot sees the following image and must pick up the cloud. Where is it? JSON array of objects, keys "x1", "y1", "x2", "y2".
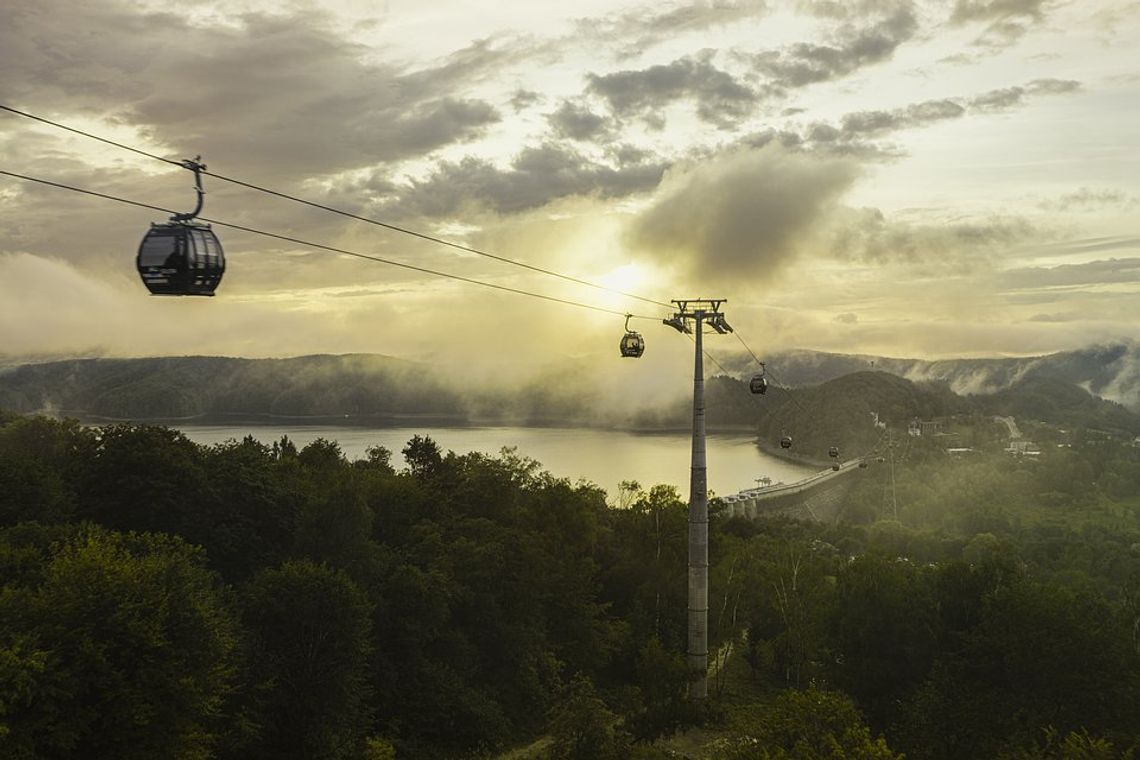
[
  {"x1": 802, "y1": 78, "x2": 1079, "y2": 152},
  {"x1": 0, "y1": 2, "x2": 507, "y2": 183},
  {"x1": 750, "y1": 3, "x2": 918, "y2": 90},
  {"x1": 836, "y1": 98, "x2": 967, "y2": 137},
  {"x1": 547, "y1": 100, "x2": 613, "y2": 141},
  {"x1": 573, "y1": 0, "x2": 770, "y2": 58},
  {"x1": 587, "y1": 54, "x2": 758, "y2": 129},
  {"x1": 968, "y1": 78, "x2": 1079, "y2": 111},
  {"x1": 828, "y1": 207, "x2": 1037, "y2": 267},
  {"x1": 998, "y1": 258, "x2": 1140, "y2": 290},
  {"x1": 510, "y1": 90, "x2": 544, "y2": 111},
  {"x1": 949, "y1": 0, "x2": 1052, "y2": 48},
  {"x1": 951, "y1": 0, "x2": 1048, "y2": 23},
  {"x1": 1039, "y1": 188, "x2": 1139, "y2": 212},
  {"x1": 628, "y1": 144, "x2": 859, "y2": 284},
  {"x1": 379, "y1": 142, "x2": 669, "y2": 219},
  {"x1": 1028, "y1": 312, "x2": 1076, "y2": 323}
]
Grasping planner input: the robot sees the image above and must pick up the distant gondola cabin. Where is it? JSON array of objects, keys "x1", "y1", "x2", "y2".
[{"x1": 620, "y1": 331, "x2": 645, "y2": 358}]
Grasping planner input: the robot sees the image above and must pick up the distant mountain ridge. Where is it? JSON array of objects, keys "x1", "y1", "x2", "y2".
[
  {"x1": 0, "y1": 354, "x2": 465, "y2": 422},
  {"x1": 748, "y1": 343, "x2": 1140, "y2": 411},
  {"x1": 2, "y1": 349, "x2": 1137, "y2": 435}
]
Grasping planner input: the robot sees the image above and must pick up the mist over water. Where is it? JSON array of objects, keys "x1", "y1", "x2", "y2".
[{"x1": 177, "y1": 424, "x2": 816, "y2": 499}]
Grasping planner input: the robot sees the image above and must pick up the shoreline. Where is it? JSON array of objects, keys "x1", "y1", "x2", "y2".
[{"x1": 37, "y1": 409, "x2": 761, "y2": 436}]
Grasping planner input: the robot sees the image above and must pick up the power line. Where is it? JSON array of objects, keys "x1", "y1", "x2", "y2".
[
  {"x1": 0, "y1": 103, "x2": 673, "y2": 309},
  {"x1": 0, "y1": 168, "x2": 661, "y2": 321}
]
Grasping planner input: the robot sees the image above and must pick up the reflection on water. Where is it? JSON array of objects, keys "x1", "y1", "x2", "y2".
[{"x1": 177, "y1": 425, "x2": 816, "y2": 500}]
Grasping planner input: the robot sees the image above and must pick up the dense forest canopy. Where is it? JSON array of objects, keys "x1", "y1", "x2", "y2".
[{"x1": 2, "y1": 372, "x2": 1140, "y2": 758}]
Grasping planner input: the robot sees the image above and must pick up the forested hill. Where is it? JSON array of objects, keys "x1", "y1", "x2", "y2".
[
  {"x1": 0, "y1": 354, "x2": 699, "y2": 428},
  {"x1": 0, "y1": 354, "x2": 466, "y2": 421},
  {"x1": 734, "y1": 343, "x2": 1140, "y2": 411},
  {"x1": 752, "y1": 370, "x2": 1140, "y2": 458},
  {"x1": 2, "y1": 355, "x2": 1138, "y2": 438},
  {"x1": 754, "y1": 372, "x2": 972, "y2": 458}
]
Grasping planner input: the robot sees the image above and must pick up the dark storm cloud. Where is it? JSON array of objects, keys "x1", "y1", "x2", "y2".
[
  {"x1": 379, "y1": 143, "x2": 669, "y2": 218},
  {"x1": 587, "y1": 55, "x2": 758, "y2": 128},
  {"x1": 629, "y1": 145, "x2": 859, "y2": 281},
  {"x1": 750, "y1": 3, "x2": 918, "y2": 90},
  {"x1": 547, "y1": 101, "x2": 613, "y2": 141},
  {"x1": 0, "y1": 2, "x2": 506, "y2": 183}
]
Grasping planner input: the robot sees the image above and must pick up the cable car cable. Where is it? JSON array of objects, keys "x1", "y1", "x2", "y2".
[
  {"x1": 0, "y1": 169, "x2": 662, "y2": 320},
  {"x1": 201, "y1": 169, "x2": 673, "y2": 309},
  {"x1": 0, "y1": 104, "x2": 180, "y2": 167},
  {"x1": 0, "y1": 103, "x2": 672, "y2": 309}
]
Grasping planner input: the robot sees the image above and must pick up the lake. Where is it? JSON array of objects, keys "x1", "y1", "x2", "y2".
[{"x1": 176, "y1": 424, "x2": 815, "y2": 501}]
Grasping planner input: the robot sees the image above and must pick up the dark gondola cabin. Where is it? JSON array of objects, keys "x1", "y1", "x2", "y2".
[
  {"x1": 620, "y1": 331, "x2": 645, "y2": 358},
  {"x1": 832, "y1": 463, "x2": 841, "y2": 471},
  {"x1": 137, "y1": 222, "x2": 224, "y2": 296},
  {"x1": 749, "y1": 374, "x2": 768, "y2": 394},
  {"x1": 779, "y1": 435, "x2": 792, "y2": 449},
  {"x1": 828, "y1": 446, "x2": 839, "y2": 458},
  {"x1": 136, "y1": 155, "x2": 224, "y2": 296}
]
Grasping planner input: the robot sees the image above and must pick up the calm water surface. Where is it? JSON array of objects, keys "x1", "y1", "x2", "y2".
[{"x1": 177, "y1": 425, "x2": 815, "y2": 500}]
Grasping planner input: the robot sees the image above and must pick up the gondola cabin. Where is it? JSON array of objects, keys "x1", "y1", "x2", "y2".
[
  {"x1": 779, "y1": 435, "x2": 793, "y2": 449},
  {"x1": 137, "y1": 222, "x2": 225, "y2": 296},
  {"x1": 620, "y1": 331, "x2": 645, "y2": 358},
  {"x1": 749, "y1": 374, "x2": 768, "y2": 394},
  {"x1": 828, "y1": 446, "x2": 839, "y2": 458},
  {"x1": 832, "y1": 463, "x2": 840, "y2": 471}
]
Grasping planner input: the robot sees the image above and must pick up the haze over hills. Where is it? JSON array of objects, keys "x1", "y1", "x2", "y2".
[
  {"x1": 2, "y1": 352, "x2": 1138, "y2": 441},
  {"x1": 722, "y1": 342, "x2": 1140, "y2": 412}
]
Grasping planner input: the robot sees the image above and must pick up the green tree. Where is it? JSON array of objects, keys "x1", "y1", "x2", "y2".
[
  {"x1": 402, "y1": 435, "x2": 443, "y2": 480},
  {"x1": 1001, "y1": 727, "x2": 1136, "y2": 760},
  {"x1": 625, "y1": 635, "x2": 697, "y2": 741},
  {"x1": 239, "y1": 560, "x2": 374, "y2": 760},
  {"x1": 828, "y1": 554, "x2": 937, "y2": 729},
  {"x1": 897, "y1": 582, "x2": 1140, "y2": 760},
  {"x1": 0, "y1": 525, "x2": 240, "y2": 760},
  {"x1": 0, "y1": 416, "x2": 94, "y2": 526},
  {"x1": 547, "y1": 674, "x2": 631, "y2": 760},
  {"x1": 711, "y1": 687, "x2": 902, "y2": 760}
]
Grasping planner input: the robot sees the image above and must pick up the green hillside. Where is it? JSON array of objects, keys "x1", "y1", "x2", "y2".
[{"x1": 753, "y1": 371, "x2": 971, "y2": 460}]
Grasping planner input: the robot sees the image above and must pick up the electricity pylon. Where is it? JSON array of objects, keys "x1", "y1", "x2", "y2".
[{"x1": 663, "y1": 299, "x2": 731, "y2": 699}]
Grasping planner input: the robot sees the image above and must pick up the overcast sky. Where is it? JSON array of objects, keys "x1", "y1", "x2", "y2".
[{"x1": 1, "y1": 0, "x2": 1138, "y2": 377}]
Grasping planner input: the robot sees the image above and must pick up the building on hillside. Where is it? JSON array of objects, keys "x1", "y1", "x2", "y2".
[
  {"x1": 908, "y1": 418, "x2": 943, "y2": 437},
  {"x1": 1005, "y1": 439, "x2": 1041, "y2": 456}
]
